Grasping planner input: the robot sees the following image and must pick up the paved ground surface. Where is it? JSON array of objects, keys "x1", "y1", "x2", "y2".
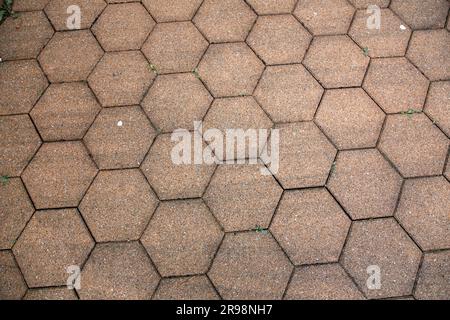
[{"x1": 0, "y1": 0, "x2": 449, "y2": 300}]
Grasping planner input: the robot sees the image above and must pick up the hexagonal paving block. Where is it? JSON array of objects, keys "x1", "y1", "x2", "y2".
[
  {"x1": 272, "y1": 122, "x2": 336, "y2": 189},
  {"x1": 379, "y1": 114, "x2": 449, "y2": 178},
  {"x1": 304, "y1": 35, "x2": 369, "y2": 88},
  {"x1": 448, "y1": 13, "x2": 450, "y2": 31},
  {"x1": 0, "y1": 178, "x2": 34, "y2": 249},
  {"x1": 197, "y1": 43, "x2": 264, "y2": 97},
  {"x1": 79, "y1": 242, "x2": 160, "y2": 300},
  {"x1": 141, "y1": 133, "x2": 215, "y2": 200},
  {"x1": 363, "y1": 57, "x2": 429, "y2": 114},
  {"x1": 391, "y1": 0, "x2": 449, "y2": 29},
  {"x1": 425, "y1": 81, "x2": 450, "y2": 136},
  {"x1": 347, "y1": 0, "x2": 389, "y2": 8},
  {"x1": 271, "y1": 189, "x2": 350, "y2": 265},
  {"x1": 142, "y1": 0, "x2": 203, "y2": 22},
  {"x1": 22, "y1": 142, "x2": 98, "y2": 209},
  {"x1": 202, "y1": 96, "x2": 273, "y2": 161},
  {"x1": 24, "y1": 288, "x2": 78, "y2": 300},
  {"x1": 30, "y1": 83, "x2": 101, "y2": 141},
  {"x1": 142, "y1": 22, "x2": 208, "y2": 74},
  {"x1": 38, "y1": 30, "x2": 103, "y2": 83},
  {"x1": 92, "y1": 3, "x2": 155, "y2": 51},
  {"x1": 0, "y1": 11, "x2": 53, "y2": 60},
  {"x1": 294, "y1": 0, "x2": 355, "y2": 36},
  {"x1": 153, "y1": 276, "x2": 219, "y2": 300},
  {"x1": 0, "y1": 60, "x2": 48, "y2": 115},
  {"x1": 13, "y1": 0, "x2": 49, "y2": 11},
  {"x1": 142, "y1": 73, "x2": 213, "y2": 133},
  {"x1": 141, "y1": 200, "x2": 223, "y2": 277},
  {"x1": 84, "y1": 106, "x2": 156, "y2": 169},
  {"x1": 193, "y1": 0, "x2": 256, "y2": 43},
  {"x1": 396, "y1": 177, "x2": 450, "y2": 251},
  {"x1": 341, "y1": 218, "x2": 422, "y2": 299},
  {"x1": 446, "y1": 161, "x2": 450, "y2": 180},
  {"x1": 88, "y1": 51, "x2": 154, "y2": 107},
  {"x1": 415, "y1": 251, "x2": 450, "y2": 300},
  {"x1": 247, "y1": 0, "x2": 296, "y2": 14},
  {"x1": 208, "y1": 232, "x2": 293, "y2": 300},
  {"x1": 254, "y1": 64, "x2": 323, "y2": 123},
  {"x1": 45, "y1": 0, "x2": 106, "y2": 31},
  {"x1": 204, "y1": 163, "x2": 282, "y2": 232},
  {"x1": 349, "y1": 9, "x2": 411, "y2": 58},
  {"x1": 79, "y1": 169, "x2": 158, "y2": 242},
  {"x1": 0, "y1": 115, "x2": 41, "y2": 177},
  {"x1": 328, "y1": 149, "x2": 402, "y2": 220},
  {"x1": 247, "y1": 15, "x2": 312, "y2": 65},
  {"x1": 13, "y1": 209, "x2": 94, "y2": 287},
  {"x1": 285, "y1": 264, "x2": 364, "y2": 300},
  {"x1": 0, "y1": 251, "x2": 27, "y2": 300},
  {"x1": 407, "y1": 30, "x2": 450, "y2": 81},
  {"x1": 315, "y1": 88, "x2": 385, "y2": 149}
]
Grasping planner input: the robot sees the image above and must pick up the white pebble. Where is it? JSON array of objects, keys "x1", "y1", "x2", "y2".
[
  {"x1": 400, "y1": 25, "x2": 406, "y2": 30},
  {"x1": 117, "y1": 121, "x2": 123, "y2": 127}
]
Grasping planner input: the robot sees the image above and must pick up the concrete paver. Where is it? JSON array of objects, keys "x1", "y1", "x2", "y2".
[
  {"x1": 425, "y1": 81, "x2": 450, "y2": 137},
  {"x1": 415, "y1": 251, "x2": 450, "y2": 300},
  {"x1": 379, "y1": 114, "x2": 449, "y2": 178},
  {"x1": 38, "y1": 30, "x2": 103, "y2": 83},
  {"x1": 92, "y1": 2, "x2": 155, "y2": 52},
  {"x1": 154, "y1": 276, "x2": 219, "y2": 300},
  {"x1": 31, "y1": 83, "x2": 101, "y2": 141},
  {"x1": 141, "y1": 199, "x2": 223, "y2": 277},
  {"x1": 22, "y1": 142, "x2": 97, "y2": 209},
  {"x1": 0, "y1": 60, "x2": 48, "y2": 115},
  {"x1": 78, "y1": 242, "x2": 159, "y2": 300},
  {"x1": 247, "y1": 14, "x2": 311, "y2": 65},
  {"x1": 23, "y1": 288, "x2": 78, "y2": 300},
  {"x1": 79, "y1": 169, "x2": 158, "y2": 242},
  {"x1": 0, "y1": 178, "x2": 34, "y2": 249},
  {"x1": 0, "y1": 115, "x2": 41, "y2": 176},
  {"x1": 254, "y1": 64, "x2": 323, "y2": 123},
  {"x1": 88, "y1": 51, "x2": 154, "y2": 107},
  {"x1": 204, "y1": 163, "x2": 282, "y2": 232},
  {"x1": 142, "y1": 73, "x2": 212, "y2": 133},
  {"x1": 193, "y1": 0, "x2": 256, "y2": 43},
  {"x1": 363, "y1": 57, "x2": 429, "y2": 114},
  {"x1": 198, "y1": 43, "x2": 264, "y2": 97},
  {"x1": 407, "y1": 29, "x2": 450, "y2": 81},
  {"x1": 271, "y1": 189, "x2": 350, "y2": 265},
  {"x1": 328, "y1": 149, "x2": 402, "y2": 220},
  {"x1": 341, "y1": 218, "x2": 422, "y2": 299},
  {"x1": 349, "y1": 9, "x2": 411, "y2": 58},
  {"x1": 396, "y1": 177, "x2": 450, "y2": 251},
  {"x1": 208, "y1": 232, "x2": 293, "y2": 300},
  {"x1": 285, "y1": 264, "x2": 364, "y2": 300},
  {"x1": 142, "y1": 21, "x2": 207, "y2": 75},
  {"x1": 84, "y1": 106, "x2": 156, "y2": 169},
  {"x1": 391, "y1": 0, "x2": 449, "y2": 30},
  {"x1": 294, "y1": 0, "x2": 355, "y2": 36},
  {"x1": 315, "y1": 88, "x2": 384, "y2": 149},
  {"x1": 0, "y1": 251, "x2": 27, "y2": 300},
  {"x1": 45, "y1": 0, "x2": 106, "y2": 31}
]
